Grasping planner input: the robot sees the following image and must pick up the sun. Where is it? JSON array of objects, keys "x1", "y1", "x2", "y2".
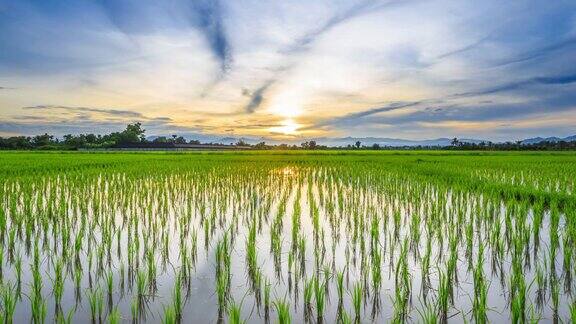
[{"x1": 270, "y1": 118, "x2": 300, "y2": 135}]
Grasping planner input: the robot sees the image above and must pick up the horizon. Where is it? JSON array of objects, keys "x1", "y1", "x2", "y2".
[{"x1": 1, "y1": 0, "x2": 576, "y2": 141}]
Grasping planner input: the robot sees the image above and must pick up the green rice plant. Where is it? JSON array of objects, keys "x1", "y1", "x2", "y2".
[
  {"x1": 106, "y1": 271, "x2": 114, "y2": 295},
  {"x1": 535, "y1": 264, "x2": 546, "y2": 308},
  {"x1": 108, "y1": 307, "x2": 121, "y2": 324},
  {"x1": 30, "y1": 289, "x2": 47, "y2": 324},
  {"x1": 570, "y1": 301, "x2": 576, "y2": 324},
  {"x1": 314, "y1": 276, "x2": 326, "y2": 319},
  {"x1": 131, "y1": 296, "x2": 139, "y2": 321},
  {"x1": 88, "y1": 287, "x2": 104, "y2": 322},
  {"x1": 551, "y1": 276, "x2": 560, "y2": 316},
  {"x1": 161, "y1": 304, "x2": 176, "y2": 324},
  {"x1": 339, "y1": 309, "x2": 353, "y2": 324},
  {"x1": 245, "y1": 221, "x2": 259, "y2": 286},
  {"x1": 172, "y1": 271, "x2": 183, "y2": 319},
  {"x1": 216, "y1": 269, "x2": 229, "y2": 313},
  {"x1": 437, "y1": 270, "x2": 450, "y2": 320},
  {"x1": 1, "y1": 282, "x2": 17, "y2": 323},
  {"x1": 14, "y1": 253, "x2": 22, "y2": 297},
  {"x1": 392, "y1": 283, "x2": 410, "y2": 323},
  {"x1": 303, "y1": 277, "x2": 314, "y2": 315},
  {"x1": 136, "y1": 270, "x2": 148, "y2": 299},
  {"x1": 472, "y1": 260, "x2": 488, "y2": 323},
  {"x1": 416, "y1": 303, "x2": 438, "y2": 324},
  {"x1": 228, "y1": 300, "x2": 245, "y2": 324},
  {"x1": 273, "y1": 298, "x2": 291, "y2": 324},
  {"x1": 336, "y1": 269, "x2": 345, "y2": 305},
  {"x1": 55, "y1": 309, "x2": 74, "y2": 324},
  {"x1": 527, "y1": 304, "x2": 541, "y2": 324},
  {"x1": 351, "y1": 282, "x2": 362, "y2": 322},
  {"x1": 264, "y1": 278, "x2": 271, "y2": 312},
  {"x1": 510, "y1": 272, "x2": 527, "y2": 324}
]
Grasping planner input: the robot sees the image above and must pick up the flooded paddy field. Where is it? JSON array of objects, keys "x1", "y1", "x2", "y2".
[{"x1": 0, "y1": 151, "x2": 575, "y2": 323}]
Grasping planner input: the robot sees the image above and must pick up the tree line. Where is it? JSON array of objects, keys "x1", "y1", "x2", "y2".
[
  {"x1": 0, "y1": 123, "x2": 148, "y2": 150},
  {"x1": 1, "y1": 123, "x2": 575, "y2": 150}
]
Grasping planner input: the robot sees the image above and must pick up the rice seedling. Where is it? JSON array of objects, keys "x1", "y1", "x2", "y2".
[
  {"x1": 55, "y1": 309, "x2": 74, "y2": 324},
  {"x1": 351, "y1": 282, "x2": 362, "y2": 323},
  {"x1": 228, "y1": 300, "x2": 245, "y2": 324},
  {"x1": 551, "y1": 276, "x2": 560, "y2": 317},
  {"x1": 336, "y1": 269, "x2": 345, "y2": 305},
  {"x1": 88, "y1": 287, "x2": 104, "y2": 323},
  {"x1": 30, "y1": 288, "x2": 47, "y2": 324},
  {"x1": 303, "y1": 277, "x2": 314, "y2": 320},
  {"x1": 131, "y1": 296, "x2": 139, "y2": 322},
  {"x1": 109, "y1": 307, "x2": 121, "y2": 324},
  {"x1": 161, "y1": 304, "x2": 176, "y2": 324},
  {"x1": 570, "y1": 301, "x2": 576, "y2": 323},
  {"x1": 273, "y1": 298, "x2": 291, "y2": 324},
  {"x1": 2, "y1": 282, "x2": 17, "y2": 323},
  {"x1": 416, "y1": 303, "x2": 438, "y2": 324},
  {"x1": 314, "y1": 276, "x2": 326, "y2": 321},
  {"x1": 0, "y1": 151, "x2": 573, "y2": 322}
]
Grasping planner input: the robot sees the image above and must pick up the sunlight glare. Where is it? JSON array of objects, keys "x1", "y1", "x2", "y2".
[{"x1": 269, "y1": 119, "x2": 300, "y2": 135}]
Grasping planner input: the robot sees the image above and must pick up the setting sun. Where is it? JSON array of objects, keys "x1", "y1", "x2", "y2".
[{"x1": 270, "y1": 118, "x2": 300, "y2": 135}]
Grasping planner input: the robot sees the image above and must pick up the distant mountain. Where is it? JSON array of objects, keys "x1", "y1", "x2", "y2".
[
  {"x1": 309, "y1": 136, "x2": 485, "y2": 147},
  {"x1": 521, "y1": 135, "x2": 576, "y2": 145},
  {"x1": 148, "y1": 133, "x2": 576, "y2": 147}
]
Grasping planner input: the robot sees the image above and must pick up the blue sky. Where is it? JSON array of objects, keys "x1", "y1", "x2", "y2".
[{"x1": 1, "y1": 0, "x2": 575, "y2": 141}]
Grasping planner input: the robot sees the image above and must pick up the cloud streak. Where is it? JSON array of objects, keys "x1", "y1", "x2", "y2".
[
  {"x1": 454, "y1": 73, "x2": 576, "y2": 97},
  {"x1": 22, "y1": 105, "x2": 146, "y2": 118},
  {"x1": 191, "y1": 0, "x2": 231, "y2": 73},
  {"x1": 243, "y1": 80, "x2": 274, "y2": 113},
  {"x1": 243, "y1": 0, "x2": 408, "y2": 114}
]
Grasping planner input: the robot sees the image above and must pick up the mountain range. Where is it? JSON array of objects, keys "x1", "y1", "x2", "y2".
[
  {"x1": 520, "y1": 135, "x2": 576, "y2": 145},
  {"x1": 147, "y1": 134, "x2": 576, "y2": 147}
]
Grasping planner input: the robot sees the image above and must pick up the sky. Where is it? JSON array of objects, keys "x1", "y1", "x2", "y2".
[{"x1": 1, "y1": 0, "x2": 575, "y2": 142}]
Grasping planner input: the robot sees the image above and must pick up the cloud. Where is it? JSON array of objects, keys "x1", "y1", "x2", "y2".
[
  {"x1": 22, "y1": 105, "x2": 146, "y2": 118},
  {"x1": 191, "y1": 0, "x2": 231, "y2": 74},
  {"x1": 454, "y1": 73, "x2": 576, "y2": 97},
  {"x1": 241, "y1": 0, "x2": 410, "y2": 114},
  {"x1": 309, "y1": 101, "x2": 424, "y2": 130},
  {"x1": 1, "y1": 105, "x2": 190, "y2": 137},
  {"x1": 243, "y1": 80, "x2": 274, "y2": 113},
  {"x1": 282, "y1": 0, "x2": 388, "y2": 54},
  {"x1": 492, "y1": 37, "x2": 576, "y2": 67}
]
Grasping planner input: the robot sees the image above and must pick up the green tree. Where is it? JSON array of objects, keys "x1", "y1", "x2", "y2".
[
  {"x1": 32, "y1": 133, "x2": 55, "y2": 147},
  {"x1": 116, "y1": 123, "x2": 146, "y2": 144}
]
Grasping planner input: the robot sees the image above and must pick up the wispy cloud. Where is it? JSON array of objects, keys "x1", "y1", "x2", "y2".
[
  {"x1": 492, "y1": 37, "x2": 576, "y2": 68},
  {"x1": 243, "y1": 80, "x2": 274, "y2": 113},
  {"x1": 282, "y1": 0, "x2": 388, "y2": 54},
  {"x1": 454, "y1": 73, "x2": 576, "y2": 97},
  {"x1": 241, "y1": 0, "x2": 411, "y2": 114},
  {"x1": 309, "y1": 101, "x2": 425, "y2": 130},
  {"x1": 191, "y1": 0, "x2": 231, "y2": 74},
  {"x1": 22, "y1": 105, "x2": 146, "y2": 118}
]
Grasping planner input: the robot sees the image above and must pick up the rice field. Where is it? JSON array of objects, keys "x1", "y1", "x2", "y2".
[{"x1": 0, "y1": 151, "x2": 575, "y2": 323}]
